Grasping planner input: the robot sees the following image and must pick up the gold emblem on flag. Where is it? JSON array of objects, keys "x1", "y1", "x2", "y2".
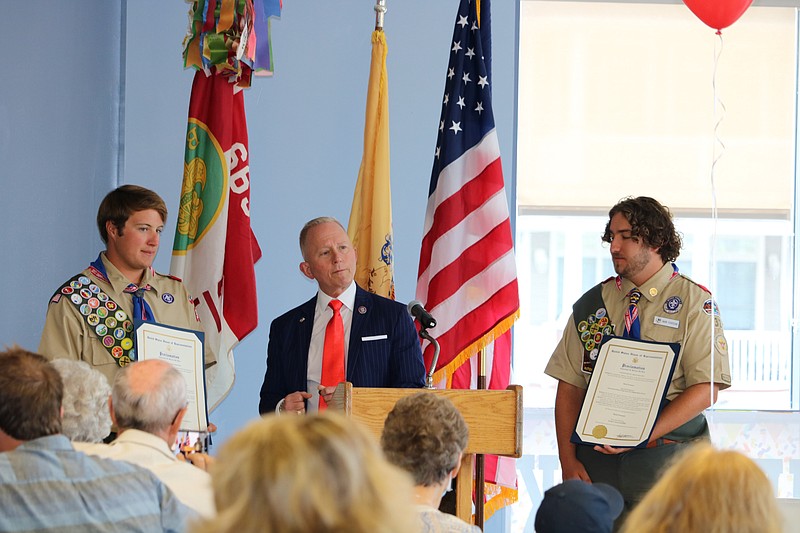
[{"x1": 178, "y1": 157, "x2": 206, "y2": 240}]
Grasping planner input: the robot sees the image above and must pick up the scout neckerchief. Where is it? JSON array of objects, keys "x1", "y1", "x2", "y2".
[
  {"x1": 576, "y1": 263, "x2": 680, "y2": 374},
  {"x1": 54, "y1": 255, "x2": 155, "y2": 367},
  {"x1": 89, "y1": 255, "x2": 156, "y2": 322}
]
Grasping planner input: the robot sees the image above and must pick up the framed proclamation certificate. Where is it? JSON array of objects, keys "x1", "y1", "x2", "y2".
[
  {"x1": 134, "y1": 320, "x2": 209, "y2": 433},
  {"x1": 571, "y1": 336, "x2": 679, "y2": 448}
]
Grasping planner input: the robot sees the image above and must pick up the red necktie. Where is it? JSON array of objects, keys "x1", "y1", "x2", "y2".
[{"x1": 319, "y1": 299, "x2": 345, "y2": 411}]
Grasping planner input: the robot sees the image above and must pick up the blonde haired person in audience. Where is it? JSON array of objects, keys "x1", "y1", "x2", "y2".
[
  {"x1": 50, "y1": 359, "x2": 112, "y2": 443},
  {"x1": 621, "y1": 442, "x2": 782, "y2": 533},
  {"x1": 195, "y1": 412, "x2": 417, "y2": 533},
  {"x1": 381, "y1": 392, "x2": 480, "y2": 533}
]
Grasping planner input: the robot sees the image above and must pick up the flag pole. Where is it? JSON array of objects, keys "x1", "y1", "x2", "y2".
[
  {"x1": 374, "y1": 0, "x2": 386, "y2": 31},
  {"x1": 475, "y1": 348, "x2": 486, "y2": 529}
]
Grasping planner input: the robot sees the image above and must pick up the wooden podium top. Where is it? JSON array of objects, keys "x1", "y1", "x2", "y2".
[{"x1": 329, "y1": 383, "x2": 523, "y2": 458}]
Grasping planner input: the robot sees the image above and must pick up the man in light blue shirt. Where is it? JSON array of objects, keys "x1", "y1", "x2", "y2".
[{"x1": 0, "y1": 346, "x2": 194, "y2": 532}]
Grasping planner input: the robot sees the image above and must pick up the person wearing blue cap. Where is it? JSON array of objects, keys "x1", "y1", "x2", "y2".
[{"x1": 535, "y1": 479, "x2": 624, "y2": 533}]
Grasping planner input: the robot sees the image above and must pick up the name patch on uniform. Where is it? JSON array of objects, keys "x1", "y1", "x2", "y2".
[{"x1": 653, "y1": 316, "x2": 679, "y2": 329}]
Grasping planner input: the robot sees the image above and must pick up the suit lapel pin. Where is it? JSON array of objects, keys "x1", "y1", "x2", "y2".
[
  {"x1": 299, "y1": 317, "x2": 305, "y2": 323},
  {"x1": 358, "y1": 306, "x2": 367, "y2": 314}
]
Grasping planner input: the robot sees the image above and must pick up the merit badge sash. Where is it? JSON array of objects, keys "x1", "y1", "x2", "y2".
[
  {"x1": 573, "y1": 284, "x2": 615, "y2": 374},
  {"x1": 54, "y1": 274, "x2": 137, "y2": 367}
]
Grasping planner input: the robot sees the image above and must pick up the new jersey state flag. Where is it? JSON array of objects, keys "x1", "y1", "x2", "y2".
[
  {"x1": 348, "y1": 30, "x2": 394, "y2": 299},
  {"x1": 171, "y1": 70, "x2": 262, "y2": 411}
]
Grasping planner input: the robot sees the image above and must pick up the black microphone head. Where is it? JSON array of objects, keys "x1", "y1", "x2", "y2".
[
  {"x1": 407, "y1": 300, "x2": 436, "y2": 329},
  {"x1": 407, "y1": 300, "x2": 423, "y2": 315}
]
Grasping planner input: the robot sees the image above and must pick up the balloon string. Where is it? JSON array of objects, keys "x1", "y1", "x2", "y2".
[{"x1": 708, "y1": 32, "x2": 725, "y2": 413}]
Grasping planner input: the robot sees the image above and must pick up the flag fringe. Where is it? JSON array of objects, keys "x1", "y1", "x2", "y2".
[
  {"x1": 482, "y1": 484, "x2": 518, "y2": 522},
  {"x1": 433, "y1": 308, "x2": 520, "y2": 387}
]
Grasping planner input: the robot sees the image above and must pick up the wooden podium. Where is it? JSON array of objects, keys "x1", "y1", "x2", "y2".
[{"x1": 329, "y1": 383, "x2": 523, "y2": 526}]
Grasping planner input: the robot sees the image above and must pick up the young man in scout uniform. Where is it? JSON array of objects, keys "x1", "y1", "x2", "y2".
[
  {"x1": 38, "y1": 185, "x2": 211, "y2": 386},
  {"x1": 545, "y1": 196, "x2": 731, "y2": 523}
]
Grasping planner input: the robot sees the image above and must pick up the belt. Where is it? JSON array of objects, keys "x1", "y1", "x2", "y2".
[{"x1": 646, "y1": 438, "x2": 679, "y2": 448}]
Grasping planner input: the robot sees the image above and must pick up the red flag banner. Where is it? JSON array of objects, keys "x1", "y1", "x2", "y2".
[{"x1": 172, "y1": 71, "x2": 261, "y2": 410}]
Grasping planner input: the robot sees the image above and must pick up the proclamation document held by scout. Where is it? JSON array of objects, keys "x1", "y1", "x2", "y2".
[{"x1": 572, "y1": 337, "x2": 678, "y2": 448}]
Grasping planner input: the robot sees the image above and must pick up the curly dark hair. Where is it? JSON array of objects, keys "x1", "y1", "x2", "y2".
[
  {"x1": 601, "y1": 196, "x2": 682, "y2": 262},
  {"x1": 380, "y1": 392, "x2": 469, "y2": 487}
]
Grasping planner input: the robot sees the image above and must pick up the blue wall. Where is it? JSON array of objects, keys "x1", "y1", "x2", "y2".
[
  {"x1": 2, "y1": 0, "x2": 518, "y2": 497},
  {"x1": 1, "y1": 0, "x2": 124, "y2": 342}
]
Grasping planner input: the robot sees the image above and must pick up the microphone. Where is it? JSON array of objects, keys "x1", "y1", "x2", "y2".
[{"x1": 407, "y1": 300, "x2": 437, "y2": 329}]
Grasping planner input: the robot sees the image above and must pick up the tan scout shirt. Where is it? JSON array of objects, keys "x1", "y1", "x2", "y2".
[
  {"x1": 38, "y1": 253, "x2": 206, "y2": 385},
  {"x1": 545, "y1": 262, "x2": 731, "y2": 401}
]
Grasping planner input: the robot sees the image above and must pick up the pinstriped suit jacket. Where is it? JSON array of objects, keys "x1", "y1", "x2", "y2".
[{"x1": 258, "y1": 285, "x2": 426, "y2": 414}]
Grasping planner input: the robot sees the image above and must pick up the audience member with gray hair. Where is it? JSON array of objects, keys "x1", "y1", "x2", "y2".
[
  {"x1": 111, "y1": 359, "x2": 187, "y2": 435},
  {"x1": 50, "y1": 359, "x2": 111, "y2": 443},
  {"x1": 381, "y1": 392, "x2": 480, "y2": 533},
  {"x1": 79, "y1": 359, "x2": 215, "y2": 517},
  {"x1": 0, "y1": 347, "x2": 193, "y2": 531}
]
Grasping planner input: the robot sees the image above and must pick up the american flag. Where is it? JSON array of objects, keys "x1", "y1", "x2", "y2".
[
  {"x1": 416, "y1": 0, "x2": 518, "y2": 387},
  {"x1": 415, "y1": 0, "x2": 520, "y2": 514}
]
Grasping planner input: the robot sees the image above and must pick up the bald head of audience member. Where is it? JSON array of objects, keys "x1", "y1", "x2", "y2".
[
  {"x1": 0, "y1": 346, "x2": 63, "y2": 451},
  {"x1": 111, "y1": 360, "x2": 187, "y2": 445},
  {"x1": 50, "y1": 359, "x2": 111, "y2": 443}
]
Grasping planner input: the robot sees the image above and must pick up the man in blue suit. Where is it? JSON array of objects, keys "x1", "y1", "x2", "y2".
[{"x1": 259, "y1": 217, "x2": 425, "y2": 415}]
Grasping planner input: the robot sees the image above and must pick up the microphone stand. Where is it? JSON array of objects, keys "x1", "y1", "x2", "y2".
[{"x1": 419, "y1": 328, "x2": 440, "y2": 389}]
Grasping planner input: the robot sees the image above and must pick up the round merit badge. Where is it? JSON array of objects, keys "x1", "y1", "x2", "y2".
[{"x1": 162, "y1": 293, "x2": 175, "y2": 304}]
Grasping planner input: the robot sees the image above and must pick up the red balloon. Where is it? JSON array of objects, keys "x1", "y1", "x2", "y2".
[{"x1": 683, "y1": 0, "x2": 753, "y2": 33}]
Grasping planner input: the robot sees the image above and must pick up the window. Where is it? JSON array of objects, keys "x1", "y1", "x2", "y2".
[
  {"x1": 509, "y1": 5, "x2": 800, "y2": 532},
  {"x1": 515, "y1": 1, "x2": 798, "y2": 412}
]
